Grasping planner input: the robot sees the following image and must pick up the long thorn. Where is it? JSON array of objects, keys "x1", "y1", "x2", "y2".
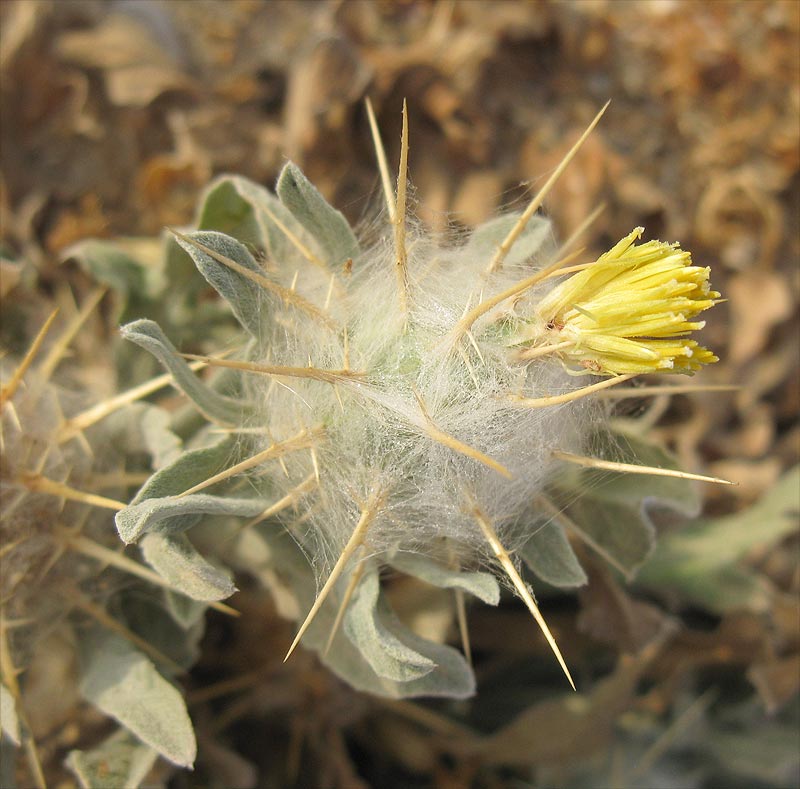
[
  {"x1": 258, "y1": 202, "x2": 328, "y2": 273},
  {"x1": 365, "y1": 97, "x2": 397, "y2": 222},
  {"x1": 178, "y1": 427, "x2": 322, "y2": 498},
  {"x1": 556, "y1": 202, "x2": 607, "y2": 259},
  {"x1": 394, "y1": 99, "x2": 410, "y2": 317},
  {"x1": 0, "y1": 627, "x2": 46, "y2": 788},
  {"x1": 323, "y1": 547, "x2": 366, "y2": 656},
  {"x1": 16, "y1": 472, "x2": 126, "y2": 510},
  {"x1": 241, "y1": 474, "x2": 317, "y2": 530},
  {"x1": 509, "y1": 373, "x2": 637, "y2": 407},
  {"x1": 468, "y1": 496, "x2": 575, "y2": 689},
  {"x1": 452, "y1": 248, "x2": 584, "y2": 345},
  {"x1": 285, "y1": 489, "x2": 385, "y2": 661},
  {"x1": 413, "y1": 388, "x2": 512, "y2": 479},
  {"x1": 486, "y1": 102, "x2": 610, "y2": 274},
  {"x1": 444, "y1": 541, "x2": 472, "y2": 664},
  {"x1": 552, "y1": 450, "x2": 736, "y2": 485},
  {"x1": 534, "y1": 494, "x2": 631, "y2": 578},
  {"x1": 59, "y1": 361, "x2": 206, "y2": 441},
  {"x1": 39, "y1": 287, "x2": 106, "y2": 380},
  {"x1": 0, "y1": 308, "x2": 59, "y2": 409},
  {"x1": 179, "y1": 353, "x2": 366, "y2": 385}
]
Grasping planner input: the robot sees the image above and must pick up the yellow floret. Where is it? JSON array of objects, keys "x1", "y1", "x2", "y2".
[{"x1": 518, "y1": 228, "x2": 721, "y2": 375}]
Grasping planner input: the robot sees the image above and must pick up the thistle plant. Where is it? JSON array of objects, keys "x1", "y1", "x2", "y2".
[
  {"x1": 0, "y1": 285, "x2": 213, "y2": 787},
  {"x1": 114, "y1": 101, "x2": 730, "y2": 702}
]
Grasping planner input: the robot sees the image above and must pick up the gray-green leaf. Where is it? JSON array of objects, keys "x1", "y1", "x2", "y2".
[
  {"x1": 548, "y1": 429, "x2": 700, "y2": 579},
  {"x1": 344, "y1": 568, "x2": 436, "y2": 682},
  {"x1": 638, "y1": 465, "x2": 800, "y2": 612},
  {"x1": 117, "y1": 493, "x2": 267, "y2": 543},
  {"x1": 232, "y1": 527, "x2": 475, "y2": 698},
  {"x1": 389, "y1": 554, "x2": 500, "y2": 604},
  {"x1": 141, "y1": 532, "x2": 237, "y2": 601},
  {"x1": 277, "y1": 162, "x2": 360, "y2": 267},
  {"x1": 518, "y1": 520, "x2": 587, "y2": 588},
  {"x1": 80, "y1": 631, "x2": 196, "y2": 768},
  {"x1": 174, "y1": 231, "x2": 265, "y2": 338},
  {"x1": 121, "y1": 319, "x2": 246, "y2": 426},
  {"x1": 131, "y1": 434, "x2": 238, "y2": 504},
  {"x1": 65, "y1": 730, "x2": 158, "y2": 789}
]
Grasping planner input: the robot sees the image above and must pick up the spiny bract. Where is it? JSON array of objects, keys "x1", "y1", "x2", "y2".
[{"x1": 117, "y1": 107, "x2": 720, "y2": 698}]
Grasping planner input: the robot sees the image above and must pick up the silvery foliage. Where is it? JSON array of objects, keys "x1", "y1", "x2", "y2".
[{"x1": 108, "y1": 165, "x2": 700, "y2": 707}]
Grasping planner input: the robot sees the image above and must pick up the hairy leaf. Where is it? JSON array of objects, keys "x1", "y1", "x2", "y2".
[
  {"x1": 80, "y1": 631, "x2": 196, "y2": 768},
  {"x1": 518, "y1": 520, "x2": 587, "y2": 587},
  {"x1": 117, "y1": 492, "x2": 267, "y2": 543},
  {"x1": 65, "y1": 730, "x2": 158, "y2": 789},
  {"x1": 141, "y1": 532, "x2": 237, "y2": 601},
  {"x1": 548, "y1": 428, "x2": 700, "y2": 579},
  {"x1": 276, "y1": 162, "x2": 360, "y2": 267},
  {"x1": 344, "y1": 568, "x2": 436, "y2": 681},
  {"x1": 638, "y1": 465, "x2": 800, "y2": 612},
  {"x1": 121, "y1": 319, "x2": 247, "y2": 425},
  {"x1": 389, "y1": 553, "x2": 500, "y2": 604},
  {"x1": 232, "y1": 527, "x2": 475, "y2": 698},
  {"x1": 131, "y1": 434, "x2": 238, "y2": 504},
  {"x1": 174, "y1": 231, "x2": 265, "y2": 338}
]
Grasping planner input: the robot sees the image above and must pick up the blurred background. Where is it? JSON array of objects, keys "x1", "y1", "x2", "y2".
[{"x1": 1, "y1": 1, "x2": 798, "y2": 787}]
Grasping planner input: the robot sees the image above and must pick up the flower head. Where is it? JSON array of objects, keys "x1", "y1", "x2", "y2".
[{"x1": 517, "y1": 227, "x2": 720, "y2": 375}]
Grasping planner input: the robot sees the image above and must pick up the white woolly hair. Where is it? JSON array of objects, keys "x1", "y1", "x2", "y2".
[{"x1": 232, "y1": 201, "x2": 606, "y2": 581}]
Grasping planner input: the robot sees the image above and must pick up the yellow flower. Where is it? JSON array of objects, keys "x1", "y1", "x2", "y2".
[{"x1": 518, "y1": 228, "x2": 721, "y2": 375}]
